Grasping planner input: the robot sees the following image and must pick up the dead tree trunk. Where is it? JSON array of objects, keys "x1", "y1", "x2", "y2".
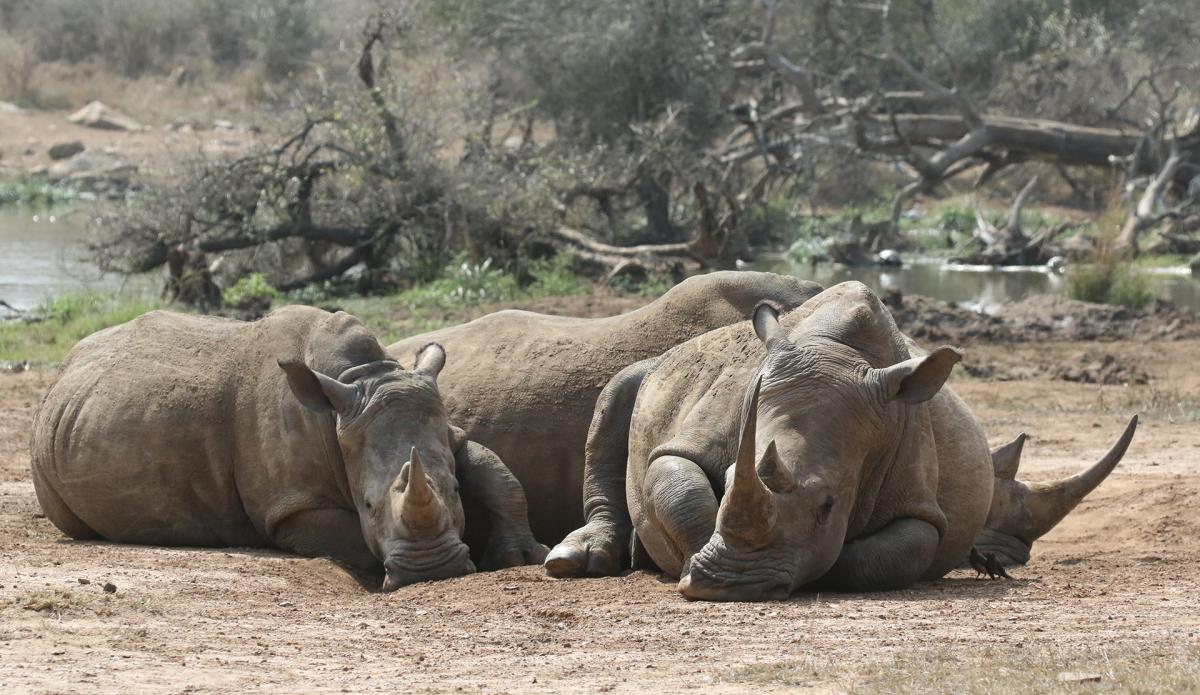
[{"x1": 953, "y1": 177, "x2": 1072, "y2": 265}]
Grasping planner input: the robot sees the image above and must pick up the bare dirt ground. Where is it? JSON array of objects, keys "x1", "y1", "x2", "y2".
[
  {"x1": 2, "y1": 316, "x2": 1200, "y2": 692},
  {"x1": 0, "y1": 107, "x2": 256, "y2": 183}
]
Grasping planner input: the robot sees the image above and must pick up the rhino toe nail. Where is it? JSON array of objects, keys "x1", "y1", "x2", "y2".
[{"x1": 544, "y1": 546, "x2": 587, "y2": 578}]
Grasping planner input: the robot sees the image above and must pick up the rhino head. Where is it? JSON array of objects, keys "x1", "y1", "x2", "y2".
[
  {"x1": 280, "y1": 343, "x2": 473, "y2": 591},
  {"x1": 977, "y1": 414, "x2": 1137, "y2": 567},
  {"x1": 679, "y1": 282, "x2": 960, "y2": 601}
]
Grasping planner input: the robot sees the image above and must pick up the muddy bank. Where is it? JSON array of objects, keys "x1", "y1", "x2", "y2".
[{"x1": 885, "y1": 290, "x2": 1200, "y2": 344}]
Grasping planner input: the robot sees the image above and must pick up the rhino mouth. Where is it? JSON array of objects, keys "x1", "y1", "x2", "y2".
[
  {"x1": 968, "y1": 527, "x2": 1031, "y2": 568},
  {"x1": 381, "y1": 535, "x2": 474, "y2": 591},
  {"x1": 678, "y1": 544, "x2": 794, "y2": 602}
]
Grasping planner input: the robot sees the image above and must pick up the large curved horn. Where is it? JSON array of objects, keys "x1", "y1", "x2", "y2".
[
  {"x1": 400, "y1": 448, "x2": 442, "y2": 529},
  {"x1": 1022, "y1": 415, "x2": 1137, "y2": 541},
  {"x1": 718, "y1": 376, "x2": 777, "y2": 547}
]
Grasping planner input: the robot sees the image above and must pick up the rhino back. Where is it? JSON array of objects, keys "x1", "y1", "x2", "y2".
[
  {"x1": 30, "y1": 307, "x2": 362, "y2": 548},
  {"x1": 389, "y1": 271, "x2": 820, "y2": 543}
]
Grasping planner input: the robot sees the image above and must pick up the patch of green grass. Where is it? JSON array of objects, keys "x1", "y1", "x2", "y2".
[
  {"x1": 0, "y1": 291, "x2": 168, "y2": 365},
  {"x1": 0, "y1": 179, "x2": 78, "y2": 207},
  {"x1": 336, "y1": 253, "x2": 594, "y2": 344},
  {"x1": 1066, "y1": 261, "x2": 1154, "y2": 309}
]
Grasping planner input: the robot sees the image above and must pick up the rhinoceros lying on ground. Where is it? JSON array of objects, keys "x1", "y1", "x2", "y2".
[
  {"x1": 31, "y1": 306, "x2": 536, "y2": 590},
  {"x1": 388, "y1": 271, "x2": 822, "y2": 565},
  {"x1": 550, "y1": 282, "x2": 1136, "y2": 599}
]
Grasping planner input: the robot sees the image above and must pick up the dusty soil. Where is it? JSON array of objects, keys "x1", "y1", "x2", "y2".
[
  {"x1": 2, "y1": 303, "x2": 1200, "y2": 692},
  {"x1": 0, "y1": 106, "x2": 256, "y2": 184}
]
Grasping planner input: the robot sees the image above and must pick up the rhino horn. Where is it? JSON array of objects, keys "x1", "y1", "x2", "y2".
[
  {"x1": 1021, "y1": 416, "x2": 1137, "y2": 541},
  {"x1": 400, "y1": 447, "x2": 441, "y2": 529},
  {"x1": 719, "y1": 375, "x2": 777, "y2": 547},
  {"x1": 991, "y1": 433, "x2": 1027, "y2": 480}
]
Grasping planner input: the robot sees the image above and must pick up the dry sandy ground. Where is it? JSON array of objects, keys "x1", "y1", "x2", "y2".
[
  {"x1": 0, "y1": 107, "x2": 255, "y2": 183},
  {"x1": 2, "y1": 336, "x2": 1199, "y2": 693}
]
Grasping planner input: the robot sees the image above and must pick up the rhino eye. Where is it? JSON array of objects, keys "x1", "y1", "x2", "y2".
[{"x1": 816, "y1": 496, "x2": 835, "y2": 524}]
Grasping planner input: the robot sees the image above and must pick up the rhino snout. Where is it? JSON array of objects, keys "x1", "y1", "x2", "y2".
[
  {"x1": 380, "y1": 535, "x2": 475, "y2": 591},
  {"x1": 678, "y1": 544, "x2": 794, "y2": 602}
]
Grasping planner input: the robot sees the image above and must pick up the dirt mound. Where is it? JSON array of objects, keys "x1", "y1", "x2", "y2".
[
  {"x1": 963, "y1": 349, "x2": 1150, "y2": 385},
  {"x1": 1049, "y1": 350, "x2": 1150, "y2": 385},
  {"x1": 884, "y1": 290, "x2": 1200, "y2": 344}
]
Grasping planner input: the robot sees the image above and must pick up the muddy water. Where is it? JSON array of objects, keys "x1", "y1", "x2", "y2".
[
  {"x1": 2, "y1": 204, "x2": 1198, "y2": 312},
  {"x1": 0, "y1": 206, "x2": 158, "y2": 311},
  {"x1": 750, "y1": 254, "x2": 1200, "y2": 312}
]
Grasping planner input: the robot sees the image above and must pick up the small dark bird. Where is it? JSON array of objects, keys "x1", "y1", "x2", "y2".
[
  {"x1": 984, "y1": 552, "x2": 1012, "y2": 580},
  {"x1": 969, "y1": 547, "x2": 989, "y2": 579}
]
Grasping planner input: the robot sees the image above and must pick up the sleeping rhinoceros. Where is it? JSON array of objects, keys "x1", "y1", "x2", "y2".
[
  {"x1": 388, "y1": 271, "x2": 822, "y2": 567},
  {"x1": 550, "y1": 282, "x2": 1136, "y2": 599},
  {"x1": 30, "y1": 305, "x2": 537, "y2": 590}
]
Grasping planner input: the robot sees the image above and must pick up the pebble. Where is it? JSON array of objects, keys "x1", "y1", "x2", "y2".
[{"x1": 103, "y1": 582, "x2": 117, "y2": 593}]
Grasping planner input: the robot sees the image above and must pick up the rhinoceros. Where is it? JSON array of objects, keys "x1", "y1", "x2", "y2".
[
  {"x1": 29, "y1": 306, "x2": 537, "y2": 590},
  {"x1": 388, "y1": 271, "x2": 823, "y2": 567},
  {"x1": 550, "y1": 282, "x2": 1136, "y2": 599}
]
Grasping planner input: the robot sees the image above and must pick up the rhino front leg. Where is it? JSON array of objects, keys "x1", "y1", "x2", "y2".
[
  {"x1": 545, "y1": 357, "x2": 660, "y2": 578},
  {"x1": 814, "y1": 518, "x2": 940, "y2": 592},
  {"x1": 635, "y1": 455, "x2": 719, "y2": 579},
  {"x1": 454, "y1": 438, "x2": 549, "y2": 570}
]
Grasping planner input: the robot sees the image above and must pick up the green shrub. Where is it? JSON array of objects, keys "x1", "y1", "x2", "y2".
[
  {"x1": 1066, "y1": 259, "x2": 1154, "y2": 308},
  {"x1": 397, "y1": 258, "x2": 520, "y2": 309},
  {"x1": 525, "y1": 253, "x2": 585, "y2": 297},
  {"x1": 609, "y1": 272, "x2": 671, "y2": 298},
  {"x1": 935, "y1": 206, "x2": 976, "y2": 236},
  {"x1": 222, "y1": 273, "x2": 279, "y2": 308}
]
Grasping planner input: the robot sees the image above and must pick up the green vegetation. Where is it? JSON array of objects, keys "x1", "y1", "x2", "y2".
[
  {"x1": 1, "y1": 254, "x2": 596, "y2": 364},
  {"x1": 1066, "y1": 258, "x2": 1154, "y2": 309},
  {"x1": 0, "y1": 291, "x2": 166, "y2": 365},
  {"x1": 0, "y1": 180, "x2": 77, "y2": 207},
  {"x1": 222, "y1": 272, "x2": 279, "y2": 308}
]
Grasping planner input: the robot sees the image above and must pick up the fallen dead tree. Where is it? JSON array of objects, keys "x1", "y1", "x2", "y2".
[
  {"x1": 730, "y1": 0, "x2": 1200, "y2": 258},
  {"x1": 952, "y1": 177, "x2": 1075, "y2": 265}
]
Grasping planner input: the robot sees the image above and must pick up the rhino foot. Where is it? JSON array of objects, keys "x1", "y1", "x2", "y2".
[
  {"x1": 480, "y1": 533, "x2": 550, "y2": 570},
  {"x1": 544, "y1": 521, "x2": 625, "y2": 578}
]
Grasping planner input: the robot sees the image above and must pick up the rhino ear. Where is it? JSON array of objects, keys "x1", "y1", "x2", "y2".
[
  {"x1": 278, "y1": 360, "x2": 359, "y2": 415},
  {"x1": 413, "y1": 343, "x2": 446, "y2": 381},
  {"x1": 752, "y1": 302, "x2": 783, "y2": 346},
  {"x1": 876, "y1": 346, "x2": 962, "y2": 404}
]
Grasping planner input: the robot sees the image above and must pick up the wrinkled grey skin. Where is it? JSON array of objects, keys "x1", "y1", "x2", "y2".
[
  {"x1": 389, "y1": 271, "x2": 822, "y2": 570},
  {"x1": 559, "y1": 282, "x2": 1137, "y2": 600},
  {"x1": 31, "y1": 306, "x2": 478, "y2": 590}
]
